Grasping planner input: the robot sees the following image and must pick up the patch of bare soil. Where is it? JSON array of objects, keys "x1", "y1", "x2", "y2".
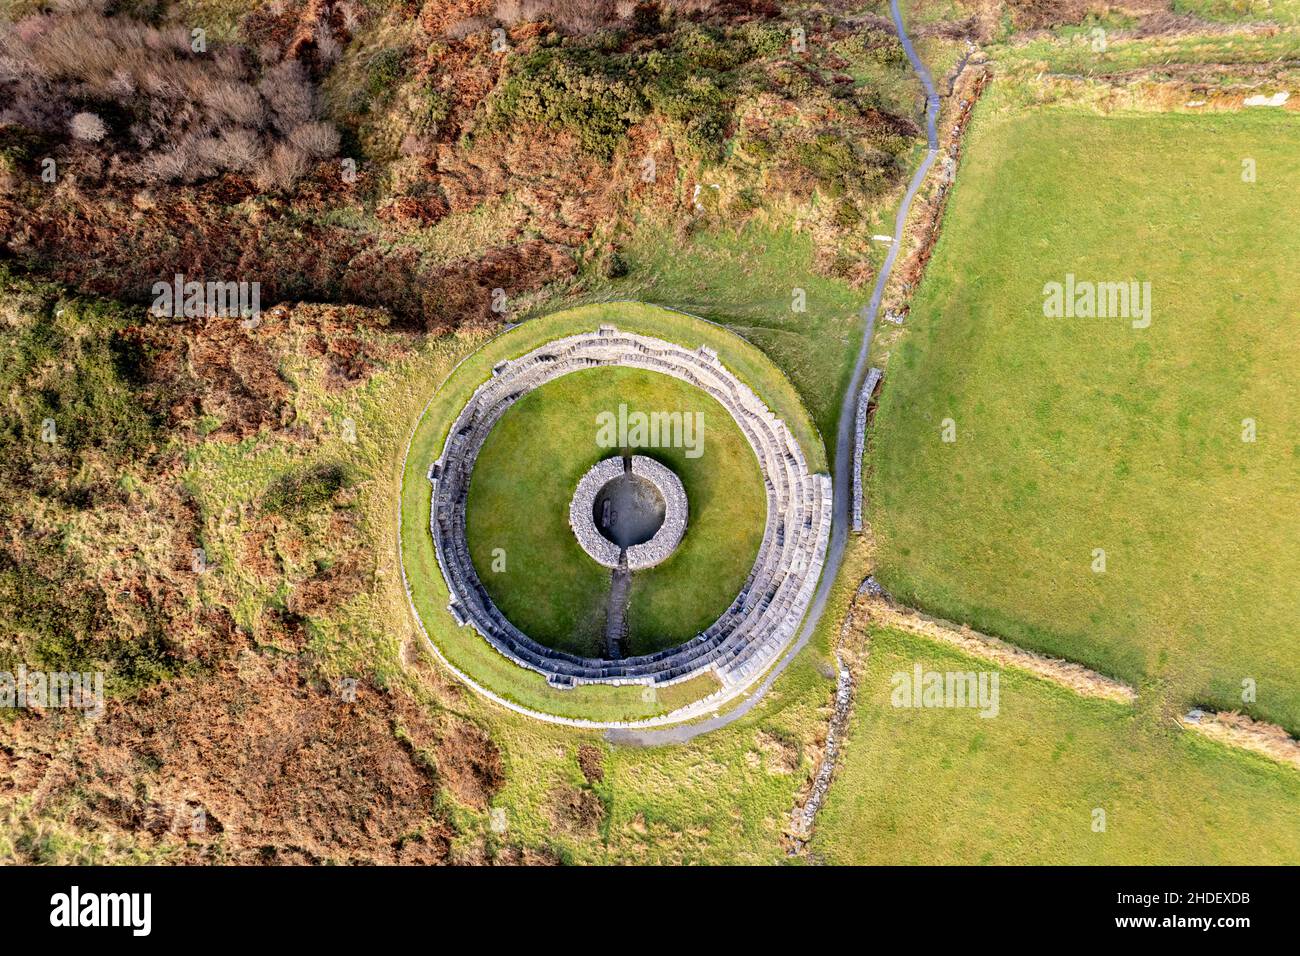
[
  {"x1": 547, "y1": 784, "x2": 605, "y2": 837},
  {"x1": 577, "y1": 744, "x2": 605, "y2": 784}
]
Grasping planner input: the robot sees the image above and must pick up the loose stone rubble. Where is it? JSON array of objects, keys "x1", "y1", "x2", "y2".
[{"x1": 428, "y1": 326, "x2": 832, "y2": 691}]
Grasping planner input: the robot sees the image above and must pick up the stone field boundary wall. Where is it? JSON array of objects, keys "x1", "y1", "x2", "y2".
[
  {"x1": 427, "y1": 326, "x2": 832, "y2": 691},
  {"x1": 852, "y1": 367, "x2": 883, "y2": 533}
]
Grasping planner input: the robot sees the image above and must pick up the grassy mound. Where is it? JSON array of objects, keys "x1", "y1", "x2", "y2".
[
  {"x1": 400, "y1": 302, "x2": 824, "y2": 722},
  {"x1": 467, "y1": 367, "x2": 765, "y2": 658}
]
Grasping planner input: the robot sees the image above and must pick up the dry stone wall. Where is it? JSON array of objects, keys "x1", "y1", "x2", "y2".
[
  {"x1": 428, "y1": 325, "x2": 832, "y2": 691},
  {"x1": 568, "y1": 457, "x2": 625, "y2": 568},
  {"x1": 626, "y1": 456, "x2": 687, "y2": 570},
  {"x1": 852, "y1": 367, "x2": 883, "y2": 533},
  {"x1": 568, "y1": 455, "x2": 687, "y2": 571}
]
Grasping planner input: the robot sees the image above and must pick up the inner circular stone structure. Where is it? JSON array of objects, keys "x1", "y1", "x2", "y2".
[
  {"x1": 569, "y1": 455, "x2": 687, "y2": 570},
  {"x1": 427, "y1": 324, "x2": 832, "y2": 692}
]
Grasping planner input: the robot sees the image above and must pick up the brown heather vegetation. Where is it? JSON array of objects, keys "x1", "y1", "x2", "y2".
[
  {"x1": 1, "y1": 0, "x2": 928, "y2": 329},
  {"x1": 0, "y1": 269, "x2": 521, "y2": 863},
  {"x1": 0, "y1": 1, "x2": 340, "y2": 189},
  {"x1": 4, "y1": 630, "x2": 505, "y2": 864}
]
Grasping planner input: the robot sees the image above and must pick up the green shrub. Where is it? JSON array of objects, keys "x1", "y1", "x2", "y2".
[
  {"x1": 411, "y1": 86, "x2": 453, "y2": 134},
  {"x1": 263, "y1": 462, "x2": 356, "y2": 515},
  {"x1": 795, "y1": 133, "x2": 859, "y2": 196},
  {"x1": 603, "y1": 251, "x2": 629, "y2": 279},
  {"x1": 485, "y1": 19, "x2": 791, "y2": 163},
  {"x1": 486, "y1": 46, "x2": 647, "y2": 160},
  {"x1": 831, "y1": 29, "x2": 909, "y2": 68},
  {"x1": 768, "y1": 64, "x2": 816, "y2": 99},
  {"x1": 366, "y1": 48, "x2": 406, "y2": 101},
  {"x1": 0, "y1": 564, "x2": 181, "y2": 692},
  {"x1": 674, "y1": 26, "x2": 744, "y2": 71},
  {"x1": 741, "y1": 22, "x2": 790, "y2": 59},
  {"x1": 738, "y1": 134, "x2": 775, "y2": 162},
  {"x1": 648, "y1": 74, "x2": 728, "y2": 160},
  {"x1": 833, "y1": 198, "x2": 862, "y2": 228},
  {"x1": 483, "y1": 17, "x2": 904, "y2": 168}
]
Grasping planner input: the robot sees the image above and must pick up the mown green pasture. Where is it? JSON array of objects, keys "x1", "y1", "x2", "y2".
[
  {"x1": 870, "y1": 105, "x2": 1300, "y2": 733},
  {"x1": 814, "y1": 627, "x2": 1300, "y2": 864}
]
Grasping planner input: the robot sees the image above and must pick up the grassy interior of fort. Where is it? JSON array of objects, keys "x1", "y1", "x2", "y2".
[{"x1": 468, "y1": 366, "x2": 766, "y2": 658}]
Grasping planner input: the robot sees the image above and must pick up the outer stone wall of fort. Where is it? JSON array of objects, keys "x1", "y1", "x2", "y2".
[{"x1": 428, "y1": 326, "x2": 832, "y2": 691}]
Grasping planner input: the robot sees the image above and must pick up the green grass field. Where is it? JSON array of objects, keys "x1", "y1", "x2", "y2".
[
  {"x1": 1173, "y1": 0, "x2": 1300, "y2": 24},
  {"x1": 813, "y1": 627, "x2": 1300, "y2": 864},
  {"x1": 467, "y1": 367, "x2": 765, "y2": 658},
  {"x1": 869, "y1": 104, "x2": 1300, "y2": 733}
]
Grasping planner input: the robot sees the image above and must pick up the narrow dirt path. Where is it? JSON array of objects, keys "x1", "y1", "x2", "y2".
[
  {"x1": 605, "y1": 560, "x2": 630, "y2": 659},
  {"x1": 606, "y1": 0, "x2": 941, "y2": 747}
]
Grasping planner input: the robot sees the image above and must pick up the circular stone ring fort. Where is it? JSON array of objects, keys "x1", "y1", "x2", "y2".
[{"x1": 427, "y1": 325, "x2": 831, "y2": 694}]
